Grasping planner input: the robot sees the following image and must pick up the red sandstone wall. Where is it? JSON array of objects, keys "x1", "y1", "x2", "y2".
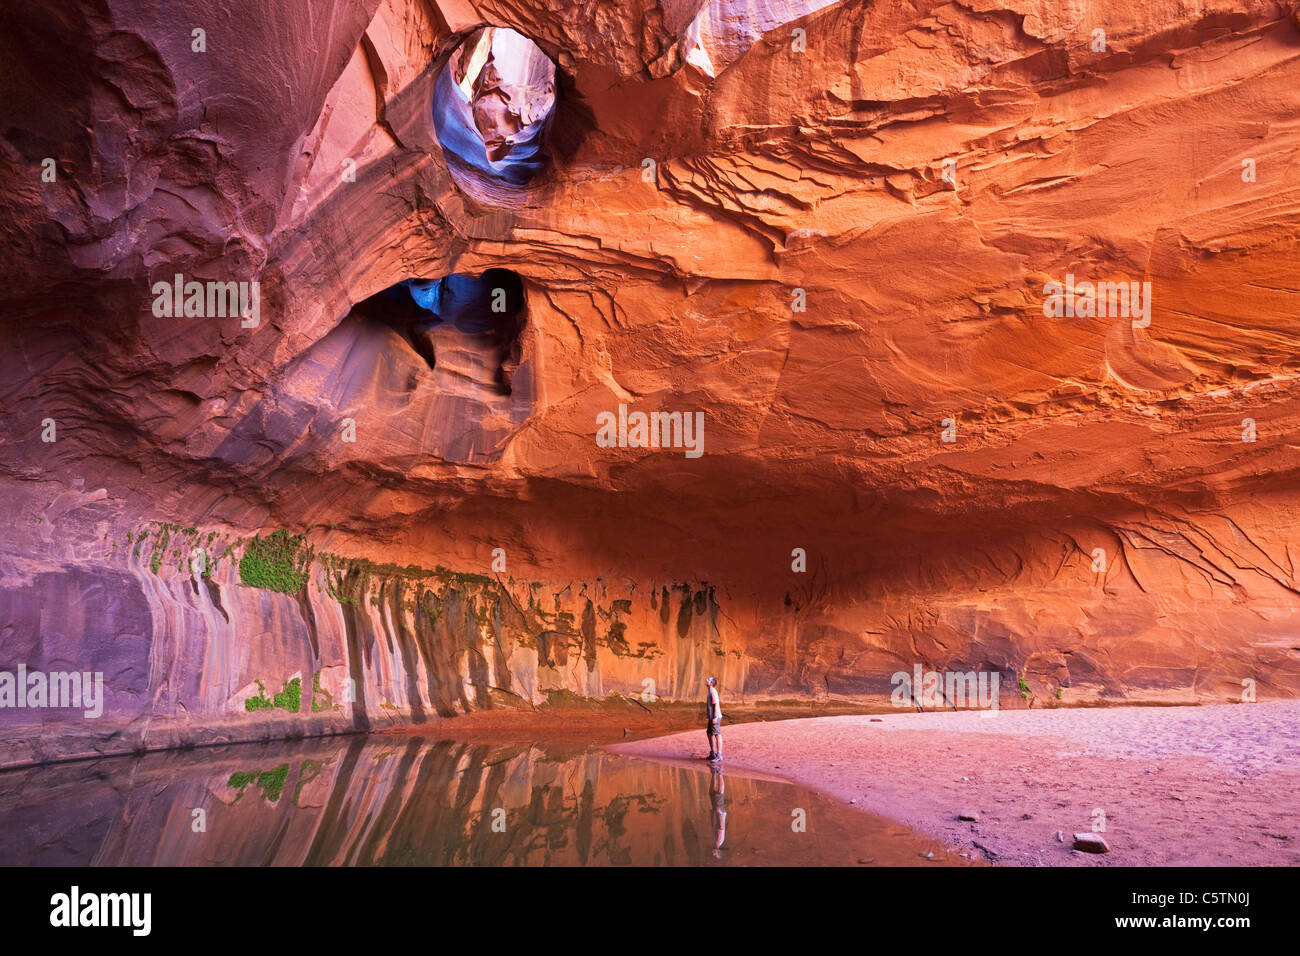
[{"x1": 2, "y1": 0, "x2": 1299, "y2": 766}]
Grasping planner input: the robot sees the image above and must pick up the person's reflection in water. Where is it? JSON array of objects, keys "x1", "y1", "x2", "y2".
[{"x1": 709, "y1": 765, "x2": 726, "y2": 859}]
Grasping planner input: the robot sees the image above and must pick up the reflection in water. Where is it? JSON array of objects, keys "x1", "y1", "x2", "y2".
[
  {"x1": 710, "y1": 765, "x2": 727, "y2": 860},
  {"x1": 0, "y1": 735, "x2": 975, "y2": 866}
]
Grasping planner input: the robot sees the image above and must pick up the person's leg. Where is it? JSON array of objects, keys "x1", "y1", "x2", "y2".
[
  {"x1": 706, "y1": 729, "x2": 715, "y2": 758},
  {"x1": 715, "y1": 725, "x2": 722, "y2": 758}
]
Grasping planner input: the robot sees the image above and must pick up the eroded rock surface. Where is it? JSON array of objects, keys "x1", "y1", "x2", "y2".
[{"x1": 2, "y1": 0, "x2": 1299, "y2": 765}]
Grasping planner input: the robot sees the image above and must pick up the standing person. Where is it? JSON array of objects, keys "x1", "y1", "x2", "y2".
[{"x1": 705, "y1": 676, "x2": 723, "y2": 762}]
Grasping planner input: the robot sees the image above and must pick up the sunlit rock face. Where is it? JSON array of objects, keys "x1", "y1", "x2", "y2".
[
  {"x1": 2, "y1": 0, "x2": 1300, "y2": 766},
  {"x1": 683, "y1": 0, "x2": 841, "y2": 76}
]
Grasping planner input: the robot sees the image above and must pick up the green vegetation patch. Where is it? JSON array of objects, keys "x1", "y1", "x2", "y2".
[
  {"x1": 127, "y1": 522, "x2": 233, "y2": 579},
  {"x1": 244, "y1": 677, "x2": 301, "y2": 713},
  {"x1": 244, "y1": 679, "x2": 273, "y2": 712},
  {"x1": 273, "y1": 677, "x2": 301, "y2": 712},
  {"x1": 240, "y1": 530, "x2": 311, "y2": 594},
  {"x1": 227, "y1": 764, "x2": 290, "y2": 803},
  {"x1": 310, "y1": 670, "x2": 334, "y2": 712}
]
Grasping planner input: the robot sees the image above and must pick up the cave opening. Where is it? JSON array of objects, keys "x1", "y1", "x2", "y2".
[
  {"x1": 432, "y1": 26, "x2": 557, "y2": 196},
  {"x1": 359, "y1": 268, "x2": 527, "y2": 396}
]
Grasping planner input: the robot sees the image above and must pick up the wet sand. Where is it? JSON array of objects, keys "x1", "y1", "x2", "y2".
[{"x1": 611, "y1": 701, "x2": 1300, "y2": 866}]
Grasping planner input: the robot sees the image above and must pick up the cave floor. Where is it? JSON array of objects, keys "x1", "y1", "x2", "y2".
[{"x1": 613, "y1": 701, "x2": 1300, "y2": 866}]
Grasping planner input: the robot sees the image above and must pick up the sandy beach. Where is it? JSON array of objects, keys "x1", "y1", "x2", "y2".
[{"x1": 611, "y1": 701, "x2": 1300, "y2": 866}]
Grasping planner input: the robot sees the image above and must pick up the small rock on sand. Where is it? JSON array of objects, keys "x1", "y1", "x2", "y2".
[
  {"x1": 958, "y1": 812, "x2": 979, "y2": 821},
  {"x1": 1073, "y1": 833, "x2": 1110, "y2": 853}
]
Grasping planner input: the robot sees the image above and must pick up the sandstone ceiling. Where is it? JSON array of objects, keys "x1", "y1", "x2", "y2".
[{"x1": 2, "y1": 0, "x2": 1300, "y2": 738}]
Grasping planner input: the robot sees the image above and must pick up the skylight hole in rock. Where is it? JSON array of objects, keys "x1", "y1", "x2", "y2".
[{"x1": 432, "y1": 26, "x2": 557, "y2": 200}]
